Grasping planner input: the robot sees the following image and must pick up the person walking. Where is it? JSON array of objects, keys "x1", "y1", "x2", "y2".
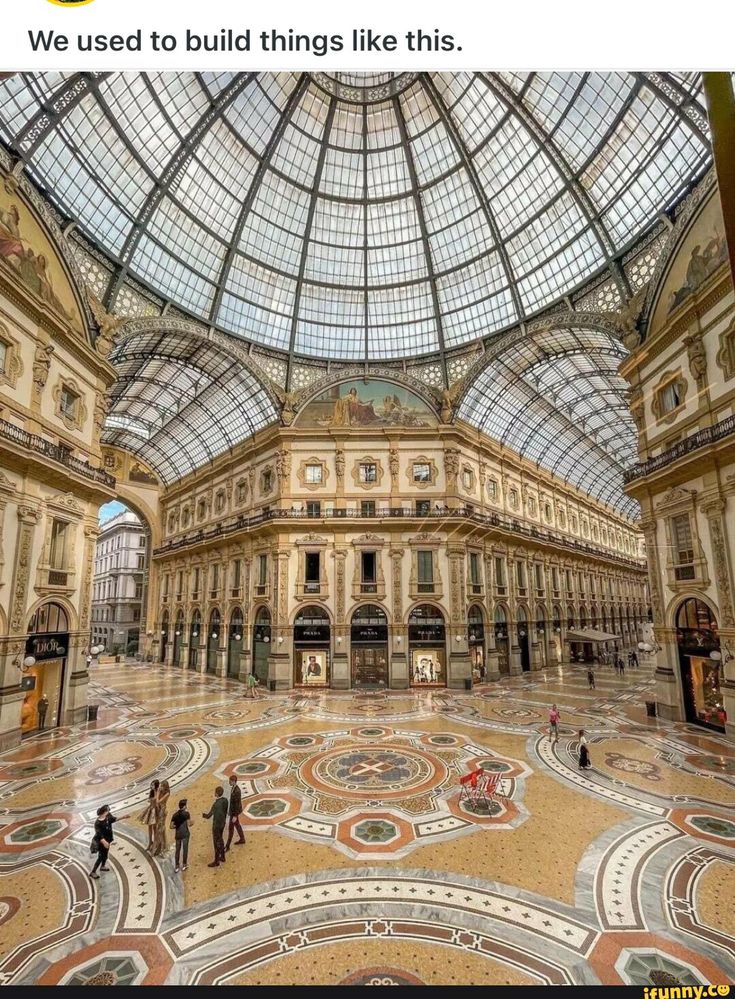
[
  {"x1": 631, "y1": 651, "x2": 639, "y2": 669},
  {"x1": 578, "y1": 730, "x2": 591, "y2": 769},
  {"x1": 202, "y1": 785, "x2": 228, "y2": 867},
  {"x1": 549, "y1": 704, "x2": 560, "y2": 742},
  {"x1": 170, "y1": 798, "x2": 193, "y2": 872},
  {"x1": 151, "y1": 779, "x2": 170, "y2": 857},
  {"x1": 138, "y1": 779, "x2": 160, "y2": 851},
  {"x1": 225, "y1": 774, "x2": 245, "y2": 851},
  {"x1": 246, "y1": 672, "x2": 259, "y2": 699},
  {"x1": 587, "y1": 668, "x2": 595, "y2": 690},
  {"x1": 89, "y1": 804, "x2": 117, "y2": 879}
]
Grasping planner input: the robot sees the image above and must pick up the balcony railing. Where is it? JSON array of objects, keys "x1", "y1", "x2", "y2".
[
  {"x1": 154, "y1": 506, "x2": 645, "y2": 569},
  {"x1": 0, "y1": 418, "x2": 115, "y2": 487},
  {"x1": 625, "y1": 413, "x2": 735, "y2": 482}
]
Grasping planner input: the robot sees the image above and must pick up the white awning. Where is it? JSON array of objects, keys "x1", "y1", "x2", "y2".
[{"x1": 566, "y1": 628, "x2": 620, "y2": 643}]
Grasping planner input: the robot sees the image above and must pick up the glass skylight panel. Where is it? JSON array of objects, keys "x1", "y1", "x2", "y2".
[
  {"x1": 311, "y1": 197, "x2": 364, "y2": 248},
  {"x1": 200, "y1": 72, "x2": 237, "y2": 97},
  {"x1": 409, "y1": 123, "x2": 458, "y2": 186},
  {"x1": 442, "y1": 292, "x2": 516, "y2": 346},
  {"x1": 0, "y1": 76, "x2": 42, "y2": 143},
  {"x1": 289, "y1": 86, "x2": 330, "y2": 138},
  {"x1": 306, "y1": 241, "x2": 364, "y2": 285},
  {"x1": 520, "y1": 72, "x2": 585, "y2": 132},
  {"x1": 195, "y1": 120, "x2": 260, "y2": 204},
  {"x1": 330, "y1": 105, "x2": 363, "y2": 150},
  {"x1": 223, "y1": 80, "x2": 282, "y2": 157},
  {"x1": 552, "y1": 73, "x2": 633, "y2": 171},
  {"x1": 367, "y1": 240, "x2": 427, "y2": 285},
  {"x1": 147, "y1": 198, "x2": 226, "y2": 281},
  {"x1": 436, "y1": 254, "x2": 507, "y2": 311},
  {"x1": 320, "y1": 147, "x2": 364, "y2": 199},
  {"x1": 490, "y1": 152, "x2": 563, "y2": 238},
  {"x1": 224, "y1": 255, "x2": 296, "y2": 314},
  {"x1": 99, "y1": 76, "x2": 179, "y2": 173},
  {"x1": 368, "y1": 319, "x2": 439, "y2": 359},
  {"x1": 422, "y1": 169, "x2": 482, "y2": 234},
  {"x1": 368, "y1": 283, "x2": 435, "y2": 325},
  {"x1": 399, "y1": 86, "x2": 441, "y2": 137},
  {"x1": 147, "y1": 72, "x2": 209, "y2": 136},
  {"x1": 134, "y1": 234, "x2": 215, "y2": 317},
  {"x1": 365, "y1": 105, "x2": 402, "y2": 149},
  {"x1": 438, "y1": 75, "x2": 506, "y2": 153},
  {"x1": 271, "y1": 124, "x2": 324, "y2": 189},
  {"x1": 366, "y1": 145, "x2": 412, "y2": 199}
]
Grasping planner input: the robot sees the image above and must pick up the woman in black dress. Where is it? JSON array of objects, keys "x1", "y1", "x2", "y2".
[
  {"x1": 89, "y1": 804, "x2": 117, "y2": 879},
  {"x1": 578, "y1": 729, "x2": 591, "y2": 769}
]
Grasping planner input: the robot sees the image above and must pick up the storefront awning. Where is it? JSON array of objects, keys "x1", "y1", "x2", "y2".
[{"x1": 566, "y1": 629, "x2": 620, "y2": 643}]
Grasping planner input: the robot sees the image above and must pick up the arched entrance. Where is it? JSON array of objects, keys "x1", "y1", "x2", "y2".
[
  {"x1": 517, "y1": 606, "x2": 530, "y2": 672},
  {"x1": 535, "y1": 607, "x2": 547, "y2": 668},
  {"x1": 468, "y1": 605, "x2": 485, "y2": 680},
  {"x1": 227, "y1": 608, "x2": 244, "y2": 679},
  {"x1": 173, "y1": 611, "x2": 184, "y2": 666},
  {"x1": 676, "y1": 598, "x2": 725, "y2": 730},
  {"x1": 252, "y1": 607, "x2": 271, "y2": 685},
  {"x1": 22, "y1": 602, "x2": 70, "y2": 735},
  {"x1": 495, "y1": 607, "x2": 509, "y2": 675},
  {"x1": 188, "y1": 610, "x2": 201, "y2": 671},
  {"x1": 159, "y1": 611, "x2": 169, "y2": 663},
  {"x1": 350, "y1": 604, "x2": 388, "y2": 688},
  {"x1": 206, "y1": 609, "x2": 221, "y2": 675},
  {"x1": 294, "y1": 605, "x2": 331, "y2": 687},
  {"x1": 408, "y1": 604, "x2": 446, "y2": 686}
]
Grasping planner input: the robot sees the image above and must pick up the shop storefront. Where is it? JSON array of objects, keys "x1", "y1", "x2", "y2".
[
  {"x1": 159, "y1": 612, "x2": 169, "y2": 663},
  {"x1": 252, "y1": 607, "x2": 271, "y2": 685},
  {"x1": 408, "y1": 604, "x2": 446, "y2": 687},
  {"x1": 517, "y1": 607, "x2": 530, "y2": 672},
  {"x1": 294, "y1": 605, "x2": 330, "y2": 687},
  {"x1": 22, "y1": 603, "x2": 68, "y2": 736},
  {"x1": 173, "y1": 611, "x2": 184, "y2": 666},
  {"x1": 188, "y1": 610, "x2": 201, "y2": 671},
  {"x1": 495, "y1": 607, "x2": 509, "y2": 674},
  {"x1": 227, "y1": 608, "x2": 243, "y2": 679},
  {"x1": 468, "y1": 605, "x2": 485, "y2": 681},
  {"x1": 206, "y1": 609, "x2": 220, "y2": 675},
  {"x1": 676, "y1": 598, "x2": 726, "y2": 731},
  {"x1": 351, "y1": 604, "x2": 389, "y2": 688}
]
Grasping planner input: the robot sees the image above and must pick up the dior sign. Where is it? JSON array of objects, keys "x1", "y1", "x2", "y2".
[{"x1": 25, "y1": 632, "x2": 68, "y2": 662}]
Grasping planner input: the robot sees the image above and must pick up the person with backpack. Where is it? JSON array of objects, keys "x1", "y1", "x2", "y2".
[{"x1": 89, "y1": 804, "x2": 117, "y2": 879}]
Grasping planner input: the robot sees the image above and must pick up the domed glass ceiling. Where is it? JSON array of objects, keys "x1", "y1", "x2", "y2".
[{"x1": 0, "y1": 71, "x2": 709, "y2": 362}]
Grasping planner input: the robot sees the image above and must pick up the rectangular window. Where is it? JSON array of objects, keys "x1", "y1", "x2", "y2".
[
  {"x1": 413, "y1": 462, "x2": 431, "y2": 483},
  {"x1": 516, "y1": 561, "x2": 526, "y2": 591},
  {"x1": 305, "y1": 552, "x2": 321, "y2": 592},
  {"x1": 137, "y1": 554, "x2": 145, "y2": 569},
  {"x1": 360, "y1": 462, "x2": 377, "y2": 483},
  {"x1": 494, "y1": 556, "x2": 506, "y2": 589},
  {"x1": 672, "y1": 514, "x2": 695, "y2": 580},
  {"x1": 417, "y1": 550, "x2": 434, "y2": 592},
  {"x1": 258, "y1": 554, "x2": 268, "y2": 587},
  {"x1": 49, "y1": 519, "x2": 68, "y2": 569},
  {"x1": 305, "y1": 464, "x2": 323, "y2": 484},
  {"x1": 134, "y1": 581, "x2": 143, "y2": 600},
  {"x1": 487, "y1": 479, "x2": 497, "y2": 500},
  {"x1": 534, "y1": 564, "x2": 543, "y2": 591},
  {"x1": 552, "y1": 567, "x2": 560, "y2": 591},
  {"x1": 565, "y1": 569, "x2": 573, "y2": 592},
  {"x1": 193, "y1": 567, "x2": 201, "y2": 596},
  {"x1": 462, "y1": 468, "x2": 473, "y2": 490},
  {"x1": 469, "y1": 552, "x2": 481, "y2": 593},
  {"x1": 361, "y1": 551, "x2": 377, "y2": 592},
  {"x1": 361, "y1": 500, "x2": 376, "y2": 517},
  {"x1": 139, "y1": 535, "x2": 146, "y2": 547},
  {"x1": 232, "y1": 559, "x2": 242, "y2": 591},
  {"x1": 59, "y1": 386, "x2": 79, "y2": 419},
  {"x1": 177, "y1": 571, "x2": 183, "y2": 597},
  {"x1": 415, "y1": 499, "x2": 430, "y2": 516},
  {"x1": 306, "y1": 500, "x2": 321, "y2": 517},
  {"x1": 660, "y1": 380, "x2": 682, "y2": 414},
  {"x1": 0, "y1": 341, "x2": 7, "y2": 373}
]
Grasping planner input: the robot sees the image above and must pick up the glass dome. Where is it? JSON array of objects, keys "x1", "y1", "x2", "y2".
[{"x1": 0, "y1": 71, "x2": 710, "y2": 362}]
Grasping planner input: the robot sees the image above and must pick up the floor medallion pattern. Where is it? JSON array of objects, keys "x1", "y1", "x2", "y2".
[{"x1": 0, "y1": 659, "x2": 732, "y2": 985}]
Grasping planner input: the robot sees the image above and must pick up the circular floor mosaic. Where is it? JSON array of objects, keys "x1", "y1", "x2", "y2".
[
  {"x1": 306, "y1": 746, "x2": 444, "y2": 800},
  {"x1": 218, "y1": 727, "x2": 531, "y2": 859}
]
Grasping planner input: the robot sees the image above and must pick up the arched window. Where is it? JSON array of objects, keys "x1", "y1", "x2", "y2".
[{"x1": 28, "y1": 602, "x2": 69, "y2": 634}]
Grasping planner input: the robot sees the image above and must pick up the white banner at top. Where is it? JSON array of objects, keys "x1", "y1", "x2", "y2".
[{"x1": 1, "y1": 0, "x2": 734, "y2": 72}]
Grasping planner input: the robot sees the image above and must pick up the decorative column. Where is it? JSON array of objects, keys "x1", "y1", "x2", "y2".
[
  {"x1": 267, "y1": 550, "x2": 292, "y2": 690},
  {"x1": 640, "y1": 518, "x2": 682, "y2": 720},
  {"x1": 238, "y1": 557, "x2": 253, "y2": 682},
  {"x1": 700, "y1": 497, "x2": 735, "y2": 734},
  {"x1": 0, "y1": 637, "x2": 26, "y2": 750},
  {"x1": 334, "y1": 438, "x2": 346, "y2": 510},
  {"x1": 389, "y1": 547, "x2": 408, "y2": 688},
  {"x1": 331, "y1": 547, "x2": 350, "y2": 689},
  {"x1": 447, "y1": 545, "x2": 471, "y2": 688}
]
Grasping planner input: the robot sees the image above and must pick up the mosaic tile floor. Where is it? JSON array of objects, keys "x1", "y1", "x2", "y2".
[{"x1": 0, "y1": 661, "x2": 733, "y2": 985}]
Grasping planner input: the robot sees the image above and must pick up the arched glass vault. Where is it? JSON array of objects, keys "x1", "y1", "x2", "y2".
[{"x1": 0, "y1": 71, "x2": 709, "y2": 367}]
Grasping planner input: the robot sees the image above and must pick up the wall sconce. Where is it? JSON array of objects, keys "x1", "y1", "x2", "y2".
[
  {"x1": 395, "y1": 636, "x2": 402, "y2": 643},
  {"x1": 14, "y1": 654, "x2": 36, "y2": 671},
  {"x1": 161, "y1": 628, "x2": 167, "y2": 635},
  {"x1": 263, "y1": 635, "x2": 270, "y2": 643},
  {"x1": 336, "y1": 636, "x2": 342, "y2": 645},
  {"x1": 234, "y1": 633, "x2": 242, "y2": 641},
  {"x1": 554, "y1": 627, "x2": 561, "y2": 634},
  {"x1": 211, "y1": 631, "x2": 218, "y2": 640},
  {"x1": 175, "y1": 630, "x2": 181, "y2": 637},
  {"x1": 710, "y1": 644, "x2": 733, "y2": 664},
  {"x1": 519, "y1": 629, "x2": 526, "y2": 638},
  {"x1": 455, "y1": 634, "x2": 463, "y2": 643},
  {"x1": 278, "y1": 636, "x2": 284, "y2": 644}
]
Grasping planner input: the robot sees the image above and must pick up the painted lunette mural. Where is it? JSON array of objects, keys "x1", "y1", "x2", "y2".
[
  {"x1": 297, "y1": 379, "x2": 437, "y2": 429},
  {"x1": 0, "y1": 179, "x2": 81, "y2": 330}
]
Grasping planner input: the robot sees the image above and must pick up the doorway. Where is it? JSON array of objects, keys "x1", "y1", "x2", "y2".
[
  {"x1": 252, "y1": 607, "x2": 271, "y2": 685},
  {"x1": 676, "y1": 598, "x2": 725, "y2": 730},
  {"x1": 22, "y1": 602, "x2": 69, "y2": 735},
  {"x1": 350, "y1": 605, "x2": 389, "y2": 688},
  {"x1": 408, "y1": 604, "x2": 446, "y2": 687},
  {"x1": 294, "y1": 605, "x2": 331, "y2": 687}
]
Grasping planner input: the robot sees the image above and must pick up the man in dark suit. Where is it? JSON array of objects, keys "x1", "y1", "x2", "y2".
[
  {"x1": 225, "y1": 773, "x2": 245, "y2": 850},
  {"x1": 202, "y1": 785, "x2": 228, "y2": 867}
]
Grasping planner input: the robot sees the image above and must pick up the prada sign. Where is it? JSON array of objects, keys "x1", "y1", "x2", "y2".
[{"x1": 26, "y1": 632, "x2": 69, "y2": 662}]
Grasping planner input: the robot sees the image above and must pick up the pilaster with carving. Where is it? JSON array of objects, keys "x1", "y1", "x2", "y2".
[
  {"x1": 9, "y1": 506, "x2": 41, "y2": 634},
  {"x1": 700, "y1": 498, "x2": 735, "y2": 627}
]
